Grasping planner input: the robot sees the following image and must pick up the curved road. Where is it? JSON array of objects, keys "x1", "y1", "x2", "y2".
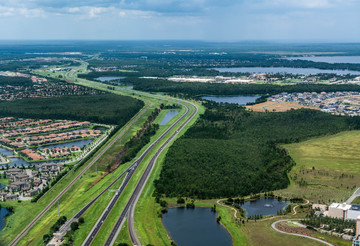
[
  {"x1": 105, "y1": 100, "x2": 198, "y2": 246},
  {"x1": 9, "y1": 100, "x2": 150, "y2": 246},
  {"x1": 83, "y1": 98, "x2": 196, "y2": 246},
  {"x1": 271, "y1": 219, "x2": 334, "y2": 246}
]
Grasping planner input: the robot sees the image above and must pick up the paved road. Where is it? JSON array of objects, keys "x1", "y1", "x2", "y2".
[
  {"x1": 105, "y1": 100, "x2": 198, "y2": 246},
  {"x1": 9, "y1": 98, "x2": 150, "y2": 246},
  {"x1": 42, "y1": 63, "x2": 199, "y2": 246},
  {"x1": 271, "y1": 219, "x2": 334, "y2": 246},
  {"x1": 346, "y1": 187, "x2": 360, "y2": 204},
  {"x1": 83, "y1": 99, "x2": 195, "y2": 246}
]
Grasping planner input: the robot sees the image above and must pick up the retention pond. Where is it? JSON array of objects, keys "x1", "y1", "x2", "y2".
[
  {"x1": 162, "y1": 207, "x2": 232, "y2": 246},
  {"x1": 240, "y1": 198, "x2": 290, "y2": 218}
]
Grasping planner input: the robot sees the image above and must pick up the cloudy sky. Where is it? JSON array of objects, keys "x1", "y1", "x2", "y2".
[{"x1": 0, "y1": 0, "x2": 359, "y2": 41}]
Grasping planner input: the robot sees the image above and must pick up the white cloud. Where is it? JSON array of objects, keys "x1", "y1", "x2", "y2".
[{"x1": 0, "y1": 6, "x2": 45, "y2": 18}]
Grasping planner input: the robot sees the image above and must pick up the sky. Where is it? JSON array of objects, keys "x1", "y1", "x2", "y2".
[{"x1": 0, "y1": 0, "x2": 359, "y2": 42}]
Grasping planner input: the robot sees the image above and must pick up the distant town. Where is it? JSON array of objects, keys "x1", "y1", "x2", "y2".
[{"x1": 142, "y1": 74, "x2": 360, "y2": 85}]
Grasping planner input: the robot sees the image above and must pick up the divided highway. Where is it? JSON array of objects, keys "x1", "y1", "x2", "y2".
[
  {"x1": 82, "y1": 99, "x2": 197, "y2": 246},
  {"x1": 105, "y1": 100, "x2": 198, "y2": 246},
  {"x1": 9, "y1": 101, "x2": 150, "y2": 246}
]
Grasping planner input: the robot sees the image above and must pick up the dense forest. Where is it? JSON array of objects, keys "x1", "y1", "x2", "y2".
[
  {"x1": 154, "y1": 102, "x2": 360, "y2": 199},
  {"x1": 0, "y1": 76, "x2": 33, "y2": 87},
  {"x1": 0, "y1": 94, "x2": 144, "y2": 126},
  {"x1": 122, "y1": 77, "x2": 360, "y2": 96}
]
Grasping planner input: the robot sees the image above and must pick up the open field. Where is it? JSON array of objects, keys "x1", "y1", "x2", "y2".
[
  {"x1": 246, "y1": 101, "x2": 318, "y2": 112},
  {"x1": 279, "y1": 130, "x2": 360, "y2": 203}
]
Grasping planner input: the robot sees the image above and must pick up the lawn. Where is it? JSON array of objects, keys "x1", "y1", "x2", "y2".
[
  {"x1": 278, "y1": 130, "x2": 360, "y2": 204},
  {"x1": 352, "y1": 197, "x2": 360, "y2": 204}
]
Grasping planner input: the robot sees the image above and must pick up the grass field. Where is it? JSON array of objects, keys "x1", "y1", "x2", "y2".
[
  {"x1": 352, "y1": 197, "x2": 360, "y2": 204},
  {"x1": 278, "y1": 130, "x2": 360, "y2": 204}
]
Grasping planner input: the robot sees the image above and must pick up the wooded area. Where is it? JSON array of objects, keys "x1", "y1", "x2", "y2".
[
  {"x1": 0, "y1": 94, "x2": 144, "y2": 126},
  {"x1": 122, "y1": 77, "x2": 360, "y2": 96},
  {"x1": 155, "y1": 102, "x2": 360, "y2": 199}
]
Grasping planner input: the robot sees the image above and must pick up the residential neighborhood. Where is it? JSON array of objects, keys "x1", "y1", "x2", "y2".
[
  {"x1": 0, "y1": 72, "x2": 104, "y2": 101},
  {"x1": 0, "y1": 116, "x2": 112, "y2": 201},
  {"x1": 0, "y1": 164, "x2": 63, "y2": 201},
  {"x1": 268, "y1": 91, "x2": 360, "y2": 116}
]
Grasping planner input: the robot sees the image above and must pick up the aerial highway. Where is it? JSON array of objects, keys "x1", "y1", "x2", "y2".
[
  {"x1": 82, "y1": 98, "x2": 196, "y2": 245},
  {"x1": 105, "y1": 100, "x2": 198, "y2": 246},
  {"x1": 9, "y1": 98, "x2": 150, "y2": 246},
  {"x1": 33, "y1": 63, "x2": 200, "y2": 246}
]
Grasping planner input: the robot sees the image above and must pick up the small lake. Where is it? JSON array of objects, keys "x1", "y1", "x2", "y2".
[
  {"x1": 95, "y1": 76, "x2": 125, "y2": 82},
  {"x1": 38, "y1": 139, "x2": 94, "y2": 150},
  {"x1": 240, "y1": 198, "x2": 290, "y2": 218},
  {"x1": 0, "y1": 207, "x2": 11, "y2": 230},
  {"x1": 201, "y1": 95, "x2": 261, "y2": 105},
  {"x1": 162, "y1": 207, "x2": 232, "y2": 246},
  {"x1": 286, "y1": 56, "x2": 360, "y2": 64},
  {"x1": 160, "y1": 110, "x2": 180, "y2": 125},
  {"x1": 213, "y1": 67, "x2": 360, "y2": 75}
]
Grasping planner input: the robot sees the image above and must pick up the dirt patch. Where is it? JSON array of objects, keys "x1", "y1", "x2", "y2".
[
  {"x1": 247, "y1": 101, "x2": 319, "y2": 112},
  {"x1": 88, "y1": 161, "x2": 121, "y2": 189},
  {"x1": 275, "y1": 221, "x2": 314, "y2": 236}
]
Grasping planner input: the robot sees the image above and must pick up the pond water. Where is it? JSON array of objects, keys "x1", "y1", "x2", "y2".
[
  {"x1": 240, "y1": 198, "x2": 290, "y2": 218},
  {"x1": 162, "y1": 207, "x2": 232, "y2": 246},
  {"x1": 285, "y1": 56, "x2": 360, "y2": 64},
  {"x1": 0, "y1": 207, "x2": 11, "y2": 230},
  {"x1": 0, "y1": 147, "x2": 32, "y2": 167},
  {"x1": 213, "y1": 67, "x2": 360, "y2": 75},
  {"x1": 38, "y1": 139, "x2": 94, "y2": 150},
  {"x1": 95, "y1": 76, "x2": 125, "y2": 82},
  {"x1": 201, "y1": 95, "x2": 261, "y2": 105},
  {"x1": 160, "y1": 110, "x2": 180, "y2": 125}
]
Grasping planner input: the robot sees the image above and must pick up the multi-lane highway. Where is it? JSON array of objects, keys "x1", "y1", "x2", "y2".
[
  {"x1": 105, "y1": 100, "x2": 198, "y2": 246},
  {"x1": 9, "y1": 99, "x2": 150, "y2": 246},
  {"x1": 82, "y1": 98, "x2": 197, "y2": 245},
  {"x1": 26, "y1": 63, "x2": 199, "y2": 246}
]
